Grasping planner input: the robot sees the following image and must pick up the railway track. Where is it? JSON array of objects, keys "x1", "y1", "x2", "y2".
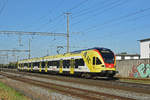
[
  {"x1": 0, "y1": 71, "x2": 135, "y2": 100},
  {"x1": 2, "y1": 69, "x2": 150, "y2": 95}
]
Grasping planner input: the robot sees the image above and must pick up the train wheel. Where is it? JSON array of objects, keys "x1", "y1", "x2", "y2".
[{"x1": 81, "y1": 73, "x2": 91, "y2": 79}]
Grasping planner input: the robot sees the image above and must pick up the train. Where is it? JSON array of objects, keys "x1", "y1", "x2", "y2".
[{"x1": 18, "y1": 47, "x2": 117, "y2": 78}]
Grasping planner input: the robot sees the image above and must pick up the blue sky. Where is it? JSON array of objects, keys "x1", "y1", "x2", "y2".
[{"x1": 0, "y1": 0, "x2": 150, "y2": 63}]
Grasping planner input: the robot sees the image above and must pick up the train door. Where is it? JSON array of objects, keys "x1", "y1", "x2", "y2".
[
  {"x1": 59, "y1": 60, "x2": 63, "y2": 73},
  {"x1": 20, "y1": 63, "x2": 22, "y2": 70},
  {"x1": 92, "y1": 56, "x2": 102, "y2": 69},
  {"x1": 45, "y1": 61, "x2": 48, "y2": 72},
  {"x1": 70, "y1": 59, "x2": 75, "y2": 74},
  {"x1": 27, "y1": 63, "x2": 30, "y2": 71},
  {"x1": 29, "y1": 63, "x2": 31, "y2": 71},
  {"x1": 31, "y1": 63, "x2": 33, "y2": 71},
  {"x1": 39, "y1": 62, "x2": 42, "y2": 72},
  {"x1": 20, "y1": 64, "x2": 22, "y2": 70},
  {"x1": 17, "y1": 63, "x2": 19, "y2": 70}
]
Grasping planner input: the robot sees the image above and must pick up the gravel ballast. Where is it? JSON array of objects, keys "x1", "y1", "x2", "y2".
[{"x1": 1, "y1": 72, "x2": 150, "y2": 100}]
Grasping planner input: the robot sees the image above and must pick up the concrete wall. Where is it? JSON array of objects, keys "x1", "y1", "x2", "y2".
[{"x1": 116, "y1": 59, "x2": 150, "y2": 78}]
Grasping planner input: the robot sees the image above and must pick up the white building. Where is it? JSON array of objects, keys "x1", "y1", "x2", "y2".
[
  {"x1": 116, "y1": 54, "x2": 140, "y2": 60},
  {"x1": 139, "y1": 38, "x2": 150, "y2": 59}
]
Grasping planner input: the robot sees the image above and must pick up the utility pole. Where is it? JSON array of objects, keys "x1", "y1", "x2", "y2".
[
  {"x1": 29, "y1": 39, "x2": 31, "y2": 59},
  {"x1": 47, "y1": 49, "x2": 49, "y2": 56},
  {"x1": 65, "y1": 12, "x2": 71, "y2": 53}
]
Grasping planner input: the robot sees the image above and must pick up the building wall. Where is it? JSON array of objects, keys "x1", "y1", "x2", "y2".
[
  {"x1": 116, "y1": 59, "x2": 150, "y2": 78},
  {"x1": 140, "y1": 40, "x2": 150, "y2": 58}
]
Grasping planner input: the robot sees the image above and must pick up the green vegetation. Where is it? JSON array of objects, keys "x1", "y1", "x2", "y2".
[
  {"x1": 120, "y1": 79, "x2": 150, "y2": 84},
  {"x1": 0, "y1": 82, "x2": 30, "y2": 100}
]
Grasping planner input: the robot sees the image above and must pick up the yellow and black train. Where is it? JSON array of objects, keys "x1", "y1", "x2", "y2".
[{"x1": 18, "y1": 47, "x2": 117, "y2": 78}]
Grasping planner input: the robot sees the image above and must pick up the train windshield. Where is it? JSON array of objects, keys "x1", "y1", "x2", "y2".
[{"x1": 98, "y1": 49, "x2": 114, "y2": 64}]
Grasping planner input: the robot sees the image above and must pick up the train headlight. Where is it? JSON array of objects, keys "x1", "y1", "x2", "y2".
[{"x1": 101, "y1": 65, "x2": 105, "y2": 67}]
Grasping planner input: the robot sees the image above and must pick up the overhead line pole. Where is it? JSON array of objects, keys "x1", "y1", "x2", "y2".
[
  {"x1": 29, "y1": 39, "x2": 31, "y2": 59},
  {"x1": 65, "y1": 12, "x2": 71, "y2": 53}
]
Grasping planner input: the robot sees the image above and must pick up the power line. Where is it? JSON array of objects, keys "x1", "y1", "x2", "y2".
[
  {"x1": 45, "y1": 13, "x2": 64, "y2": 32},
  {"x1": 82, "y1": 7, "x2": 150, "y2": 33},
  {"x1": 68, "y1": 0, "x2": 89, "y2": 12},
  {"x1": 22, "y1": 0, "x2": 65, "y2": 31},
  {"x1": 71, "y1": 0, "x2": 108, "y2": 16},
  {"x1": 46, "y1": 0, "x2": 89, "y2": 32},
  {"x1": 25, "y1": 0, "x2": 89, "y2": 32},
  {"x1": 100, "y1": 12, "x2": 150, "y2": 32},
  {"x1": 0, "y1": 0, "x2": 8, "y2": 16},
  {"x1": 72, "y1": 0, "x2": 126, "y2": 26},
  {"x1": 72, "y1": 0, "x2": 118, "y2": 19}
]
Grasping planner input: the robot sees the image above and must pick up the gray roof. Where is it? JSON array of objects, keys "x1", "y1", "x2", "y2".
[{"x1": 139, "y1": 38, "x2": 150, "y2": 42}]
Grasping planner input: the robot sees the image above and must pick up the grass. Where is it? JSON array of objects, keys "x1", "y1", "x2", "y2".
[
  {"x1": 0, "y1": 82, "x2": 30, "y2": 100},
  {"x1": 120, "y1": 79, "x2": 150, "y2": 84}
]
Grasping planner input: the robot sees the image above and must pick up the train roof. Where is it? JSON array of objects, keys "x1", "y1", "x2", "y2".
[
  {"x1": 70, "y1": 47, "x2": 111, "y2": 54},
  {"x1": 18, "y1": 47, "x2": 112, "y2": 63}
]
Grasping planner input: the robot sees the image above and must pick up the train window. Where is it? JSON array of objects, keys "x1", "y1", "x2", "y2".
[
  {"x1": 57, "y1": 63, "x2": 59, "y2": 68},
  {"x1": 52, "y1": 61, "x2": 55, "y2": 66},
  {"x1": 54, "y1": 61, "x2": 59, "y2": 66},
  {"x1": 33, "y1": 62, "x2": 39, "y2": 66},
  {"x1": 75, "y1": 59, "x2": 84, "y2": 68},
  {"x1": 98, "y1": 49, "x2": 114, "y2": 64},
  {"x1": 48, "y1": 61, "x2": 52, "y2": 66},
  {"x1": 29, "y1": 63, "x2": 31, "y2": 68},
  {"x1": 79, "y1": 59, "x2": 84, "y2": 66},
  {"x1": 96, "y1": 57, "x2": 102, "y2": 65},
  {"x1": 93, "y1": 57, "x2": 102, "y2": 65},
  {"x1": 24, "y1": 63, "x2": 28, "y2": 67},
  {"x1": 41, "y1": 62, "x2": 45, "y2": 68},
  {"x1": 75, "y1": 65, "x2": 78, "y2": 68},
  {"x1": 48, "y1": 61, "x2": 59, "y2": 67},
  {"x1": 63, "y1": 60, "x2": 70, "y2": 68},
  {"x1": 20, "y1": 64, "x2": 23, "y2": 67},
  {"x1": 93, "y1": 57, "x2": 96, "y2": 65}
]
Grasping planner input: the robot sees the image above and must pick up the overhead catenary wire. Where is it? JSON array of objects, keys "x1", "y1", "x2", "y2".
[
  {"x1": 71, "y1": 0, "x2": 127, "y2": 26},
  {"x1": 35, "y1": 0, "x2": 66, "y2": 31},
  {"x1": 97, "y1": 12, "x2": 150, "y2": 33},
  {"x1": 68, "y1": 0, "x2": 89, "y2": 12},
  {"x1": 72, "y1": 0, "x2": 120, "y2": 19},
  {"x1": 22, "y1": 0, "x2": 65, "y2": 31},
  {"x1": 24, "y1": 0, "x2": 88, "y2": 32},
  {"x1": 81, "y1": 7, "x2": 150, "y2": 33},
  {"x1": 0, "y1": 0, "x2": 8, "y2": 16},
  {"x1": 71, "y1": 0, "x2": 108, "y2": 16},
  {"x1": 45, "y1": 13, "x2": 65, "y2": 32},
  {"x1": 45, "y1": 0, "x2": 90, "y2": 33}
]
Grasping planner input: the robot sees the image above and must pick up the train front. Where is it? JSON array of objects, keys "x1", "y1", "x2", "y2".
[{"x1": 94, "y1": 48, "x2": 117, "y2": 77}]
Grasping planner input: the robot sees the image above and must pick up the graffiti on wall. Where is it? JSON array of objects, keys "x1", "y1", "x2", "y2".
[{"x1": 129, "y1": 64, "x2": 150, "y2": 78}]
